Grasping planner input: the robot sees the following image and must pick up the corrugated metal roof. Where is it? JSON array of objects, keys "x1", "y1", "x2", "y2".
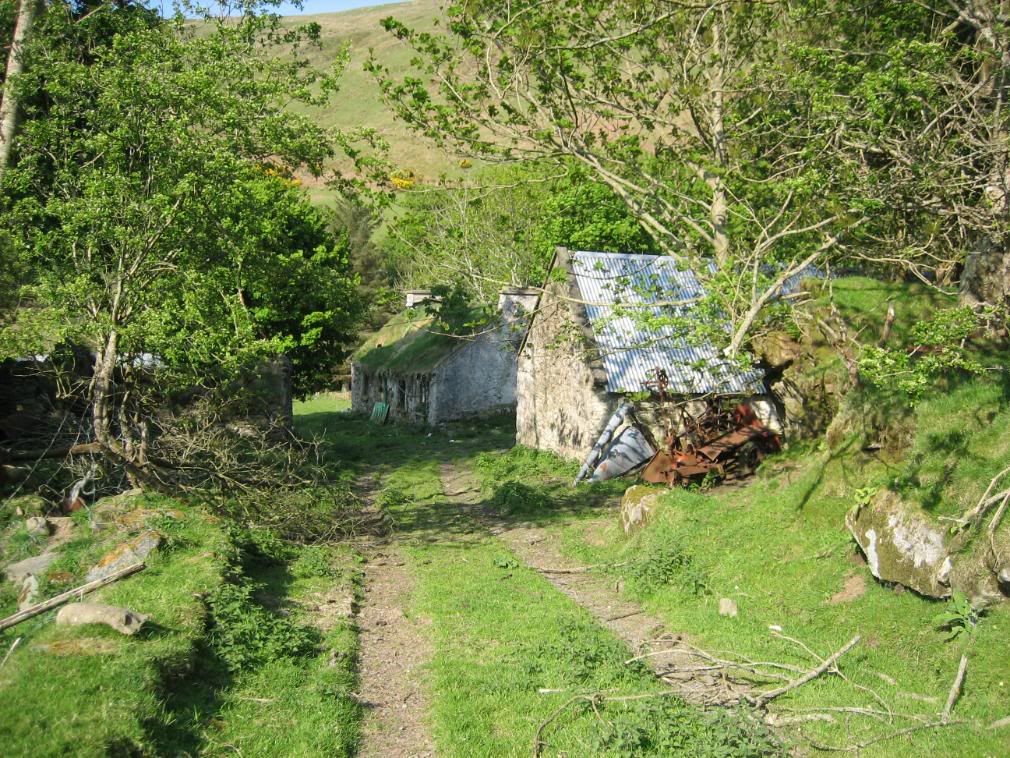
[{"x1": 570, "y1": 252, "x2": 766, "y2": 395}]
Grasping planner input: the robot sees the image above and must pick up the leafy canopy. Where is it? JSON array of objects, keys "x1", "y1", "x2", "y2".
[{"x1": 0, "y1": 3, "x2": 361, "y2": 397}]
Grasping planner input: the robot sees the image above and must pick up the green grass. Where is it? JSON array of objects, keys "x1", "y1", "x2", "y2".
[
  {"x1": 818, "y1": 276, "x2": 955, "y2": 344},
  {"x1": 189, "y1": 543, "x2": 364, "y2": 757},
  {"x1": 295, "y1": 390, "x2": 352, "y2": 415},
  {"x1": 0, "y1": 494, "x2": 235, "y2": 757},
  {"x1": 470, "y1": 372, "x2": 1010, "y2": 755},
  {"x1": 0, "y1": 489, "x2": 365, "y2": 757},
  {"x1": 305, "y1": 410, "x2": 778, "y2": 756}
]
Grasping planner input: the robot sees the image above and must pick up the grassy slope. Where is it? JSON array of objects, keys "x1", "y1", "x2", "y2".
[
  {"x1": 0, "y1": 490, "x2": 364, "y2": 756},
  {"x1": 0, "y1": 496, "x2": 234, "y2": 756},
  {"x1": 464, "y1": 280, "x2": 1010, "y2": 755},
  {"x1": 297, "y1": 410, "x2": 777, "y2": 756},
  {"x1": 281, "y1": 0, "x2": 472, "y2": 205}
]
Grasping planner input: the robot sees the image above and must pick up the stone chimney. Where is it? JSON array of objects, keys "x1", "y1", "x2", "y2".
[
  {"x1": 405, "y1": 289, "x2": 435, "y2": 308},
  {"x1": 497, "y1": 287, "x2": 540, "y2": 346},
  {"x1": 497, "y1": 287, "x2": 540, "y2": 319}
]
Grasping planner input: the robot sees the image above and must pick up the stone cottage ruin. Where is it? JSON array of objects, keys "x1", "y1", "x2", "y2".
[
  {"x1": 351, "y1": 289, "x2": 539, "y2": 425},
  {"x1": 517, "y1": 249, "x2": 782, "y2": 461}
]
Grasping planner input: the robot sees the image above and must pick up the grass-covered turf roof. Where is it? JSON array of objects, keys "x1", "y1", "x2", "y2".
[{"x1": 352, "y1": 307, "x2": 468, "y2": 374}]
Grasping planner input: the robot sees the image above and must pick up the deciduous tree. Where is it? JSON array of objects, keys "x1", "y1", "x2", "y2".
[{"x1": 0, "y1": 4, "x2": 361, "y2": 479}]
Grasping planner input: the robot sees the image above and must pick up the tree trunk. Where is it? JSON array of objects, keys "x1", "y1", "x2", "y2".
[
  {"x1": 707, "y1": 13, "x2": 730, "y2": 267},
  {"x1": 0, "y1": 0, "x2": 41, "y2": 181},
  {"x1": 92, "y1": 329, "x2": 120, "y2": 453},
  {"x1": 959, "y1": 246, "x2": 1010, "y2": 308}
]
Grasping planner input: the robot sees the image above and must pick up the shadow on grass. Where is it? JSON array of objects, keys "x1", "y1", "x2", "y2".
[
  {"x1": 144, "y1": 639, "x2": 232, "y2": 756},
  {"x1": 297, "y1": 410, "x2": 625, "y2": 542},
  {"x1": 143, "y1": 559, "x2": 311, "y2": 754}
]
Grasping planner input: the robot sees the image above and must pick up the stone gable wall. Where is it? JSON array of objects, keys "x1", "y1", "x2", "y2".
[{"x1": 516, "y1": 279, "x2": 617, "y2": 460}]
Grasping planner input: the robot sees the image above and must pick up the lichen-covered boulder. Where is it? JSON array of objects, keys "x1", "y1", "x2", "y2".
[
  {"x1": 85, "y1": 530, "x2": 161, "y2": 582},
  {"x1": 846, "y1": 490, "x2": 951, "y2": 598},
  {"x1": 620, "y1": 485, "x2": 664, "y2": 535}
]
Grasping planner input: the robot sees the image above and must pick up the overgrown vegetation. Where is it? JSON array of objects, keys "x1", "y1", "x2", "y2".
[{"x1": 466, "y1": 361, "x2": 1010, "y2": 755}]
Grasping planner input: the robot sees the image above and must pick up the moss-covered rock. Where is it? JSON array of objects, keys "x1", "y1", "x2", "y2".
[
  {"x1": 846, "y1": 490, "x2": 951, "y2": 598},
  {"x1": 620, "y1": 484, "x2": 664, "y2": 535},
  {"x1": 5, "y1": 494, "x2": 49, "y2": 518}
]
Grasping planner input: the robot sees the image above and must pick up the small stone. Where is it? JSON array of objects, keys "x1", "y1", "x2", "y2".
[
  {"x1": 17, "y1": 574, "x2": 39, "y2": 609},
  {"x1": 620, "y1": 485, "x2": 663, "y2": 535},
  {"x1": 997, "y1": 567, "x2": 1010, "y2": 587},
  {"x1": 25, "y1": 516, "x2": 49, "y2": 538},
  {"x1": 718, "y1": 598, "x2": 738, "y2": 617},
  {"x1": 8, "y1": 494, "x2": 48, "y2": 518}
]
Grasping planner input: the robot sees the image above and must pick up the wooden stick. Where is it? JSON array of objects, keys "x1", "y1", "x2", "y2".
[
  {"x1": 942, "y1": 654, "x2": 968, "y2": 723},
  {"x1": 0, "y1": 562, "x2": 145, "y2": 632},
  {"x1": 0, "y1": 636, "x2": 21, "y2": 668},
  {"x1": 532, "y1": 695, "x2": 590, "y2": 757},
  {"x1": 750, "y1": 635, "x2": 860, "y2": 706},
  {"x1": 534, "y1": 561, "x2": 628, "y2": 574}
]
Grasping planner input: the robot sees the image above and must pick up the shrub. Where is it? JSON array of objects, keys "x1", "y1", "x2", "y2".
[{"x1": 206, "y1": 581, "x2": 319, "y2": 673}]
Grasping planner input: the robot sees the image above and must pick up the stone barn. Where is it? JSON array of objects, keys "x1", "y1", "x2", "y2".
[
  {"x1": 517, "y1": 249, "x2": 778, "y2": 460},
  {"x1": 351, "y1": 289, "x2": 539, "y2": 425}
]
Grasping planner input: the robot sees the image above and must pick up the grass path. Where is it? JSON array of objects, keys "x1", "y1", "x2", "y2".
[
  {"x1": 356, "y1": 541, "x2": 435, "y2": 757},
  {"x1": 309, "y1": 412, "x2": 776, "y2": 757},
  {"x1": 455, "y1": 457, "x2": 753, "y2": 708}
]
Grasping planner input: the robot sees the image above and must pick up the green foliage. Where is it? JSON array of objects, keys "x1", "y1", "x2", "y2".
[
  {"x1": 206, "y1": 580, "x2": 320, "y2": 673},
  {"x1": 589, "y1": 701, "x2": 777, "y2": 757},
  {"x1": 626, "y1": 542, "x2": 710, "y2": 598},
  {"x1": 492, "y1": 554, "x2": 519, "y2": 570},
  {"x1": 489, "y1": 480, "x2": 553, "y2": 516},
  {"x1": 3, "y1": 525, "x2": 40, "y2": 562},
  {"x1": 425, "y1": 282, "x2": 493, "y2": 334},
  {"x1": 0, "y1": 2, "x2": 362, "y2": 431},
  {"x1": 382, "y1": 162, "x2": 655, "y2": 306},
  {"x1": 858, "y1": 307, "x2": 992, "y2": 401},
  {"x1": 933, "y1": 590, "x2": 984, "y2": 642},
  {"x1": 475, "y1": 445, "x2": 578, "y2": 482},
  {"x1": 291, "y1": 545, "x2": 342, "y2": 579}
]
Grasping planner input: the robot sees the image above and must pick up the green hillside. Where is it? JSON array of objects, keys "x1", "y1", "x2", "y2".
[{"x1": 280, "y1": 1, "x2": 471, "y2": 205}]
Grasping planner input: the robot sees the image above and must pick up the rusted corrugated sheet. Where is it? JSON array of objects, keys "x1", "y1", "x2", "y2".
[{"x1": 570, "y1": 252, "x2": 765, "y2": 395}]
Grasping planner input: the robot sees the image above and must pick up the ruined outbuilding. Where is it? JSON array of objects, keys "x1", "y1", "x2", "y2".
[
  {"x1": 517, "y1": 249, "x2": 781, "y2": 462},
  {"x1": 351, "y1": 289, "x2": 539, "y2": 425}
]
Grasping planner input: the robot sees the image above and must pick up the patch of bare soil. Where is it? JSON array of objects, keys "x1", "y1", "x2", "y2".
[
  {"x1": 828, "y1": 573, "x2": 866, "y2": 604},
  {"x1": 356, "y1": 547, "x2": 434, "y2": 758},
  {"x1": 438, "y1": 462, "x2": 752, "y2": 708},
  {"x1": 353, "y1": 469, "x2": 435, "y2": 758}
]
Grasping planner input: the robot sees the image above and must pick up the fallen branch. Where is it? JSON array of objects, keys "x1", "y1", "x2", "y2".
[
  {"x1": 534, "y1": 561, "x2": 628, "y2": 574},
  {"x1": 942, "y1": 654, "x2": 969, "y2": 723},
  {"x1": 807, "y1": 719, "x2": 963, "y2": 753},
  {"x1": 748, "y1": 635, "x2": 861, "y2": 707},
  {"x1": 6, "y1": 441, "x2": 103, "y2": 463},
  {"x1": 532, "y1": 694, "x2": 592, "y2": 757},
  {"x1": 961, "y1": 465, "x2": 1010, "y2": 526},
  {"x1": 0, "y1": 636, "x2": 21, "y2": 668},
  {"x1": 0, "y1": 562, "x2": 145, "y2": 632}
]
